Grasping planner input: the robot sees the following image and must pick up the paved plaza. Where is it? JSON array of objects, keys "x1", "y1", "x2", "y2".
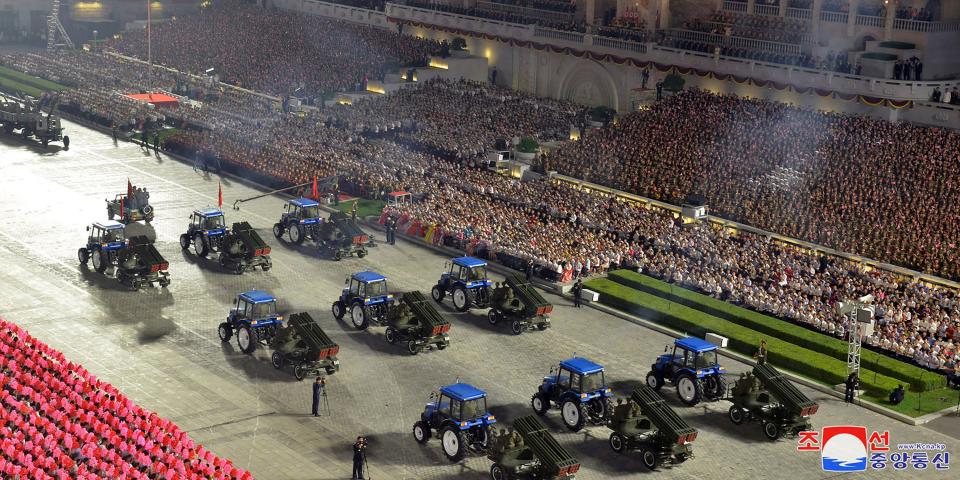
[{"x1": 0, "y1": 120, "x2": 957, "y2": 479}]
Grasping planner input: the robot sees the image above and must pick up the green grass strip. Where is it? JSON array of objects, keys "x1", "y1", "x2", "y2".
[{"x1": 0, "y1": 65, "x2": 68, "y2": 92}]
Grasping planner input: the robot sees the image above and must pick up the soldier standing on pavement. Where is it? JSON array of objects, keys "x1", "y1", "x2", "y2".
[
  {"x1": 140, "y1": 129, "x2": 148, "y2": 149},
  {"x1": 311, "y1": 376, "x2": 325, "y2": 417},
  {"x1": 572, "y1": 279, "x2": 583, "y2": 308},
  {"x1": 111, "y1": 122, "x2": 118, "y2": 143},
  {"x1": 351, "y1": 202, "x2": 357, "y2": 221},
  {"x1": 352, "y1": 436, "x2": 367, "y2": 479},
  {"x1": 153, "y1": 131, "x2": 160, "y2": 154}
]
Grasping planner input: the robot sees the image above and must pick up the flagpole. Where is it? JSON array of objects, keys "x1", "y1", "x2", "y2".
[{"x1": 147, "y1": 0, "x2": 152, "y2": 85}]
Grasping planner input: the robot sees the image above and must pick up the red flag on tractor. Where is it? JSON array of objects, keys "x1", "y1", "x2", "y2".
[
  {"x1": 218, "y1": 181, "x2": 223, "y2": 208},
  {"x1": 311, "y1": 176, "x2": 319, "y2": 200},
  {"x1": 127, "y1": 178, "x2": 133, "y2": 198}
]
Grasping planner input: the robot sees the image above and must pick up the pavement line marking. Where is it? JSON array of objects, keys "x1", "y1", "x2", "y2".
[
  {"x1": 0, "y1": 229, "x2": 88, "y2": 297},
  {"x1": 186, "y1": 411, "x2": 278, "y2": 434}
]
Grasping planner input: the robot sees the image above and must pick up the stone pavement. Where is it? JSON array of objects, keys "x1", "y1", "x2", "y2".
[{"x1": 0, "y1": 119, "x2": 957, "y2": 479}]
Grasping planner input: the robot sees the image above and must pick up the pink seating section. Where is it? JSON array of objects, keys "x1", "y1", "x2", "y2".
[{"x1": 0, "y1": 319, "x2": 252, "y2": 479}]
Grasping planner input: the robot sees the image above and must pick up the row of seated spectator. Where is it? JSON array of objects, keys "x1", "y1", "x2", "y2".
[
  {"x1": 594, "y1": 14, "x2": 648, "y2": 42},
  {"x1": 0, "y1": 319, "x2": 250, "y2": 478},
  {"x1": 658, "y1": 34, "x2": 859, "y2": 75},
  {"x1": 488, "y1": 0, "x2": 576, "y2": 14},
  {"x1": 896, "y1": 5, "x2": 936, "y2": 21},
  {"x1": 324, "y1": 0, "x2": 386, "y2": 10},
  {"x1": 402, "y1": 0, "x2": 585, "y2": 30},
  {"x1": 709, "y1": 11, "x2": 808, "y2": 44}
]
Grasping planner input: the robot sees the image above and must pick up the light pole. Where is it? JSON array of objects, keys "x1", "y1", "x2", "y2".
[{"x1": 93, "y1": 30, "x2": 98, "y2": 51}]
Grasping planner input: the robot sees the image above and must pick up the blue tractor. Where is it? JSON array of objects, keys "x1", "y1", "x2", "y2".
[
  {"x1": 78, "y1": 221, "x2": 127, "y2": 273},
  {"x1": 646, "y1": 337, "x2": 727, "y2": 406},
  {"x1": 431, "y1": 257, "x2": 492, "y2": 312},
  {"x1": 412, "y1": 382, "x2": 497, "y2": 462},
  {"x1": 219, "y1": 290, "x2": 284, "y2": 354},
  {"x1": 331, "y1": 271, "x2": 395, "y2": 330},
  {"x1": 531, "y1": 357, "x2": 614, "y2": 431},
  {"x1": 180, "y1": 207, "x2": 228, "y2": 258},
  {"x1": 272, "y1": 197, "x2": 322, "y2": 245}
]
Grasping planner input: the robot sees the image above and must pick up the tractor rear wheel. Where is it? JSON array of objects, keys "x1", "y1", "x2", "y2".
[
  {"x1": 271, "y1": 351, "x2": 284, "y2": 370},
  {"x1": 92, "y1": 250, "x2": 107, "y2": 273},
  {"x1": 431, "y1": 286, "x2": 444, "y2": 303},
  {"x1": 236, "y1": 325, "x2": 256, "y2": 354},
  {"x1": 452, "y1": 286, "x2": 469, "y2": 312},
  {"x1": 440, "y1": 426, "x2": 467, "y2": 462},
  {"x1": 531, "y1": 393, "x2": 548, "y2": 416},
  {"x1": 350, "y1": 303, "x2": 368, "y2": 330},
  {"x1": 289, "y1": 224, "x2": 304, "y2": 244},
  {"x1": 640, "y1": 447, "x2": 659, "y2": 470},
  {"x1": 192, "y1": 233, "x2": 208, "y2": 258},
  {"x1": 179, "y1": 234, "x2": 190, "y2": 250},
  {"x1": 412, "y1": 421, "x2": 430, "y2": 444},
  {"x1": 676, "y1": 375, "x2": 703, "y2": 406},
  {"x1": 293, "y1": 363, "x2": 306, "y2": 381},
  {"x1": 561, "y1": 399, "x2": 587, "y2": 432},
  {"x1": 510, "y1": 320, "x2": 523, "y2": 335},
  {"x1": 609, "y1": 432, "x2": 627, "y2": 454},
  {"x1": 384, "y1": 327, "x2": 398, "y2": 344},
  {"x1": 331, "y1": 301, "x2": 344, "y2": 320},
  {"x1": 762, "y1": 421, "x2": 780, "y2": 441},
  {"x1": 272, "y1": 223, "x2": 283, "y2": 239},
  {"x1": 217, "y1": 322, "x2": 232, "y2": 342},
  {"x1": 77, "y1": 248, "x2": 89, "y2": 265},
  {"x1": 646, "y1": 371, "x2": 663, "y2": 390},
  {"x1": 728, "y1": 405, "x2": 745, "y2": 425},
  {"x1": 489, "y1": 463, "x2": 508, "y2": 480}
]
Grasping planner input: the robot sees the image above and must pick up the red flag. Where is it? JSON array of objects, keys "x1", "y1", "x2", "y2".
[
  {"x1": 127, "y1": 178, "x2": 133, "y2": 198},
  {"x1": 311, "y1": 176, "x2": 318, "y2": 200},
  {"x1": 217, "y1": 181, "x2": 223, "y2": 208}
]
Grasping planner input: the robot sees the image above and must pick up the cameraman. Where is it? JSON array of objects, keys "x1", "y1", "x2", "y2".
[
  {"x1": 352, "y1": 436, "x2": 367, "y2": 479},
  {"x1": 311, "y1": 377, "x2": 326, "y2": 417}
]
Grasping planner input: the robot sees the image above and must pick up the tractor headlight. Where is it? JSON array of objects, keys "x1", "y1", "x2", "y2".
[
  {"x1": 580, "y1": 393, "x2": 588, "y2": 399},
  {"x1": 696, "y1": 370, "x2": 702, "y2": 376}
]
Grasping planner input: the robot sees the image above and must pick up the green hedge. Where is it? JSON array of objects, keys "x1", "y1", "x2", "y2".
[
  {"x1": 606, "y1": 270, "x2": 941, "y2": 392},
  {"x1": 862, "y1": 52, "x2": 898, "y2": 61},
  {"x1": 585, "y1": 278, "x2": 919, "y2": 397},
  {"x1": 878, "y1": 41, "x2": 916, "y2": 50}
]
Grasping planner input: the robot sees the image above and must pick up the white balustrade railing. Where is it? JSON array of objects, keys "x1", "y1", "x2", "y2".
[
  {"x1": 592, "y1": 36, "x2": 647, "y2": 53},
  {"x1": 785, "y1": 7, "x2": 811, "y2": 20},
  {"x1": 820, "y1": 10, "x2": 849, "y2": 23},
  {"x1": 893, "y1": 18, "x2": 960, "y2": 33},
  {"x1": 476, "y1": 1, "x2": 573, "y2": 24},
  {"x1": 855, "y1": 14, "x2": 885, "y2": 28},
  {"x1": 534, "y1": 27, "x2": 584, "y2": 43},
  {"x1": 722, "y1": 0, "x2": 748, "y2": 13},
  {"x1": 754, "y1": 4, "x2": 781, "y2": 16},
  {"x1": 667, "y1": 29, "x2": 801, "y2": 55}
]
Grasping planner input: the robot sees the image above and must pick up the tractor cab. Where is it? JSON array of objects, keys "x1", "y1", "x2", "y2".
[
  {"x1": 426, "y1": 383, "x2": 496, "y2": 427},
  {"x1": 231, "y1": 290, "x2": 282, "y2": 326},
  {"x1": 546, "y1": 357, "x2": 611, "y2": 399},
  {"x1": 656, "y1": 337, "x2": 723, "y2": 380},
  {"x1": 284, "y1": 198, "x2": 321, "y2": 225},
  {"x1": 533, "y1": 357, "x2": 613, "y2": 431},
  {"x1": 86, "y1": 221, "x2": 126, "y2": 250},
  {"x1": 191, "y1": 208, "x2": 227, "y2": 233},
  {"x1": 341, "y1": 271, "x2": 393, "y2": 305},
  {"x1": 443, "y1": 257, "x2": 491, "y2": 288}
]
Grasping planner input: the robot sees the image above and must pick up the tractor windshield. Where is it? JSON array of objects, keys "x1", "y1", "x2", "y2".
[
  {"x1": 581, "y1": 372, "x2": 605, "y2": 393},
  {"x1": 466, "y1": 266, "x2": 487, "y2": 281},
  {"x1": 300, "y1": 206, "x2": 319, "y2": 219},
  {"x1": 102, "y1": 229, "x2": 123, "y2": 243},
  {"x1": 696, "y1": 350, "x2": 718, "y2": 369},
  {"x1": 460, "y1": 398, "x2": 487, "y2": 420},
  {"x1": 250, "y1": 301, "x2": 277, "y2": 318},
  {"x1": 365, "y1": 281, "x2": 387, "y2": 297},
  {"x1": 203, "y1": 215, "x2": 225, "y2": 229}
]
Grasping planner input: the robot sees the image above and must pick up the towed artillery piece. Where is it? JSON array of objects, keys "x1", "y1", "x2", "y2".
[
  {"x1": 78, "y1": 222, "x2": 170, "y2": 290},
  {"x1": 432, "y1": 256, "x2": 492, "y2": 311},
  {"x1": 179, "y1": 208, "x2": 272, "y2": 274},
  {"x1": 0, "y1": 92, "x2": 69, "y2": 148},
  {"x1": 269, "y1": 312, "x2": 340, "y2": 379},
  {"x1": 384, "y1": 291, "x2": 451, "y2": 355},
  {"x1": 488, "y1": 274, "x2": 552, "y2": 335},
  {"x1": 316, "y1": 211, "x2": 371, "y2": 260},
  {"x1": 726, "y1": 363, "x2": 818, "y2": 440},
  {"x1": 487, "y1": 415, "x2": 580, "y2": 480},
  {"x1": 531, "y1": 357, "x2": 613, "y2": 431},
  {"x1": 413, "y1": 382, "x2": 497, "y2": 462},
  {"x1": 607, "y1": 385, "x2": 697, "y2": 470}
]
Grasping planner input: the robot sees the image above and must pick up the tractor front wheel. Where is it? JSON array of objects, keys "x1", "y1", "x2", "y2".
[
  {"x1": 440, "y1": 426, "x2": 467, "y2": 462},
  {"x1": 77, "y1": 248, "x2": 89, "y2": 265},
  {"x1": 531, "y1": 393, "x2": 549, "y2": 416},
  {"x1": 676, "y1": 375, "x2": 703, "y2": 406},
  {"x1": 331, "y1": 301, "x2": 344, "y2": 320},
  {"x1": 272, "y1": 223, "x2": 283, "y2": 239},
  {"x1": 217, "y1": 322, "x2": 232, "y2": 342},
  {"x1": 179, "y1": 234, "x2": 190, "y2": 250},
  {"x1": 412, "y1": 421, "x2": 430, "y2": 444},
  {"x1": 560, "y1": 399, "x2": 587, "y2": 432},
  {"x1": 646, "y1": 371, "x2": 664, "y2": 390},
  {"x1": 236, "y1": 325, "x2": 256, "y2": 354},
  {"x1": 431, "y1": 285, "x2": 445, "y2": 303}
]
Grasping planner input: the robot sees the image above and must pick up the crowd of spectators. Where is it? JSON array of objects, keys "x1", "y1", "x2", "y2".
[
  {"x1": 704, "y1": 11, "x2": 809, "y2": 44},
  {"x1": 489, "y1": 0, "x2": 576, "y2": 14},
  {"x1": 0, "y1": 320, "x2": 250, "y2": 478},
  {"x1": 108, "y1": 0, "x2": 442, "y2": 97},
  {"x1": 400, "y1": 0, "x2": 585, "y2": 31}
]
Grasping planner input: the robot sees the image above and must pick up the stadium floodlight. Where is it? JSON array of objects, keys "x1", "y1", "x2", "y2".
[{"x1": 205, "y1": 68, "x2": 216, "y2": 75}]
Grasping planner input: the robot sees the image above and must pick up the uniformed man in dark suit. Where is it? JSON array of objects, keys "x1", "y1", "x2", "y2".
[
  {"x1": 311, "y1": 377, "x2": 325, "y2": 417},
  {"x1": 352, "y1": 436, "x2": 367, "y2": 479}
]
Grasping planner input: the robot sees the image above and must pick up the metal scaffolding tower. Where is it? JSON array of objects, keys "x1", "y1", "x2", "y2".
[{"x1": 47, "y1": 0, "x2": 75, "y2": 51}]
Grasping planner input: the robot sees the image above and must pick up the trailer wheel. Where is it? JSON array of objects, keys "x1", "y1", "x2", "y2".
[
  {"x1": 192, "y1": 233, "x2": 208, "y2": 258},
  {"x1": 762, "y1": 421, "x2": 780, "y2": 441},
  {"x1": 179, "y1": 234, "x2": 190, "y2": 250},
  {"x1": 676, "y1": 375, "x2": 702, "y2": 406},
  {"x1": 333, "y1": 249, "x2": 342, "y2": 261},
  {"x1": 272, "y1": 223, "x2": 283, "y2": 239},
  {"x1": 609, "y1": 432, "x2": 627, "y2": 454},
  {"x1": 325, "y1": 366, "x2": 337, "y2": 375},
  {"x1": 646, "y1": 371, "x2": 663, "y2": 390},
  {"x1": 130, "y1": 280, "x2": 141, "y2": 291},
  {"x1": 236, "y1": 325, "x2": 256, "y2": 354},
  {"x1": 350, "y1": 303, "x2": 368, "y2": 330},
  {"x1": 293, "y1": 363, "x2": 306, "y2": 381},
  {"x1": 331, "y1": 301, "x2": 344, "y2": 320},
  {"x1": 356, "y1": 249, "x2": 367, "y2": 259},
  {"x1": 531, "y1": 393, "x2": 548, "y2": 416},
  {"x1": 728, "y1": 405, "x2": 745, "y2": 425},
  {"x1": 487, "y1": 309, "x2": 501, "y2": 325},
  {"x1": 431, "y1": 286, "x2": 444, "y2": 303},
  {"x1": 510, "y1": 320, "x2": 523, "y2": 336},
  {"x1": 92, "y1": 250, "x2": 107, "y2": 273},
  {"x1": 412, "y1": 421, "x2": 430, "y2": 444},
  {"x1": 78, "y1": 248, "x2": 89, "y2": 265},
  {"x1": 384, "y1": 327, "x2": 398, "y2": 344},
  {"x1": 640, "y1": 447, "x2": 659, "y2": 470},
  {"x1": 561, "y1": 399, "x2": 587, "y2": 432},
  {"x1": 234, "y1": 264, "x2": 245, "y2": 275},
  {"x1": 440, "y1": 426, "x2": 466, "y2": 461},
  {"x1": 217, "y1": 322, "x2": 232, "y2": 342},
  {"x1": 489, "y1": 463, "x2": 508, "y2": 480},
  {"x1": 452, "y1": 286, "x2": 469, "y2": 312},
  {"x1": 406, "y1": 341, "x2": 420, "y2": 356},
  {"x1": 436, "y1": 341, "x2": 448, "y2": 350},
  {"x1": 271, "y1": 351, "x2": 284, "y2": 369}
]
